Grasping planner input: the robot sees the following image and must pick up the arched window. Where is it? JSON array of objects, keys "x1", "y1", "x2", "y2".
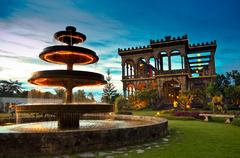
[
  {"x1": 170, "y1": 50, "x2": 182, "y2": 70},
  {"x1": 137, "y1": 58, "x2": 147, "y2": 78},
  {"x1": 149, "y1": 57, "x2": 156, "y2": 76},
  {"x1": 160, "y1": 52, "x2": 168, "y2": 71},
  {"x1": 124, "y1": 60, "x2": 135, "y2": 78}
]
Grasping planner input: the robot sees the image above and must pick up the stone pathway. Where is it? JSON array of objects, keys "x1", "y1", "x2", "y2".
[{"x1": 61, "y1": 135, "x2": 172, "y2": 158}]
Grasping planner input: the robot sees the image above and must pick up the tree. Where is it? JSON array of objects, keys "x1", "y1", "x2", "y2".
[
  {"x1": 101, "y1": 69, "x2": 118, "y2": 103},
  {"x1": 227, "y1": 70, "x2": 240, "y2": 86},
  {"x1": 87, "y1": 92, "x2": 95, "y2": 102},
  {"x1": 206, "y1": 82, "x2": 222, "y2": 98},
  {"x1": 224, "y1": 85, "x2": 240, "y2": 106},
  {"x1": 73, "y1": 90, "x2": 95, "y2": 103},
  {"x1": 54, "y1": 88, "x2": 65, "y2": 99},
  {"x1": 0, "y1": 80, "x2": 22, "y2": 97},
  {"x1": 128, "y1": 84, "x2": 158, "y2": 110},
  {"x1": 176, "y1": 91, "x2": 193, "y2": 111}
]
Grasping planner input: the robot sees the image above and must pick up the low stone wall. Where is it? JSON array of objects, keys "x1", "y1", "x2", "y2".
[{"x1": 0, "y1": 115, "x2": 168, "y2": 157}]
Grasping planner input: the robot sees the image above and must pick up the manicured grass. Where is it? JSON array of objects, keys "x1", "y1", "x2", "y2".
[{"x1": 110, "y1": 120, "x2": 240, "y2": 158}]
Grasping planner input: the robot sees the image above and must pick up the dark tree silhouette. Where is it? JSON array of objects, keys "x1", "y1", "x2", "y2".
[
  {"x1": 101, "y1": 69, "x2": 118, "y2": 103},
  {"x1": 0, "y1": 80, "x2": 22, "y2": 97}
]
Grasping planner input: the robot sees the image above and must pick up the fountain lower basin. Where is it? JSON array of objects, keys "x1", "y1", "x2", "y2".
[{"x1": 0, "y1": 114, "x2": 168, "y2": 156}]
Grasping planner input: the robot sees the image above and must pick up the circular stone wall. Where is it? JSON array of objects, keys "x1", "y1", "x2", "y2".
[{"x1": 0, "y1": 115, "x2": 168, "y2": 156}]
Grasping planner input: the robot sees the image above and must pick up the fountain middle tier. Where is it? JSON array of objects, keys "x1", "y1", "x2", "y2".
[
  {"x1": 28, "y1": 70, "x2": 106, "y2": 87},
  {"x1": 39, "y1": 45, "x2": 99, "y2": 66}
]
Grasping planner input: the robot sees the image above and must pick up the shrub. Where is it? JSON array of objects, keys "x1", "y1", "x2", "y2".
[
  {"x1": 128, "y1": 95, "x2": 148, "y2": 110},
  {"x1": 232, "y1": 118, "x2": 240, "y2": 127},
  {"x1": 114, "y1": 96, "x2": 128, "y2": 113}
]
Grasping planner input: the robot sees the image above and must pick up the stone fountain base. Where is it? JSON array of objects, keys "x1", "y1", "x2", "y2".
[{"x1": 0, "y1": 114, "x2": 168, "y2": 156}]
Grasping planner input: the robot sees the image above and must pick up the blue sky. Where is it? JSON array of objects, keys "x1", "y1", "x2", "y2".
[{"x1": 0, "y1": 0, "x2": 240, "y2": 101}]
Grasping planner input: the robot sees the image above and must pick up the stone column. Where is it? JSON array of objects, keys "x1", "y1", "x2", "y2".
[
  {"x1": 130, "y1": 65, "x2": 133, "y2": 78},
  {"x1": 134, "y1": 64, "x2": 138, "y2": 78},
  {"x1": 168, "y1": 54, "x2": 171, "y2": 71},
  {"x1": 160, "y1": 56, "x2": 163, "y2": 71},
  {"x1": 211, "y1": 52, "x2": 216, "y2": 75},
  {"x1": 126, "y1": 64, "x2": 129, "y2": 78},
  {"x1": 123, "y1": 82, "x2": 127, "y2": 97},
  {"x1": 181, "y1": 56, "x2": 184, "y2": 69},
  {"x1": 122, "y1": 62, "x2": 125, "y2": 79},
  {"x1": 146, "y1": 58, "x2": 150, "y2": 77}
]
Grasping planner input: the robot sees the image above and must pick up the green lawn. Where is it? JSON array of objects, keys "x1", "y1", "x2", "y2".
[{"x1": 108, "y1": 120, "x2": 240, "y2": 158}]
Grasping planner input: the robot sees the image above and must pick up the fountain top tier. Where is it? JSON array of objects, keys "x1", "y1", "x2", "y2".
[
  {"x1": 39, "y1": 26, "x2": 98, "y2": 66},
  {"x1": 54, "y1": 26, "x2": 87, "y2": 45}
]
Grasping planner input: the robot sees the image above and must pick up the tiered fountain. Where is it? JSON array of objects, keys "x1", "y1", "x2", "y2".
[
  {"x1": 16, "y1": 26, "x2": 113, "y2": 129},
  {"x1": 0, "y1": 26, "x2": 168, "y2": 156}
]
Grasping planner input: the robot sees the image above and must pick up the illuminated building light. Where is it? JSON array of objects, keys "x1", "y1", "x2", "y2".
[
  {"x1": 198, "y1": 59, "x2": 201, "y2": 62},
  {"x1": 197, "y1": 53, "x2": 201, "y2": 57}
]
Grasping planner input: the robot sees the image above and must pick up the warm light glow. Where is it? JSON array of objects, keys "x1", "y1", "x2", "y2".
[
  {"x1": 196, "y1": 70, "x2": 199, "y2": 73},
  {"x1": 32, "y1": 78, "x2": 47, "y2": 86},
  {"x1": 198, "y1": 59, "x2": 201, "y2": 62},
  {"x1": 156, "y1": 112, "x2": 160, "y2": 115},
  {"x1": 57, "y1": 34, "x2": 84, "y2": 42},
  {"x1": 43, "y1": 51, "x2": 95, "y2": 65},
  {"x1": 197, "y1": 53, "x2": 201, "y2": 57}
]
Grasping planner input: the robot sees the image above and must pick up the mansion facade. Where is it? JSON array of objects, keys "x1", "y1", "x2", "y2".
[{"x1": 118, "y1": 35, "x2": 217, "y2": 105}]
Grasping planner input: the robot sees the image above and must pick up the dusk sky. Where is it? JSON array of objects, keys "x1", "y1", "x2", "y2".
[{"x1": 0, "y1": 0, "x2": 240, "y2": 100}]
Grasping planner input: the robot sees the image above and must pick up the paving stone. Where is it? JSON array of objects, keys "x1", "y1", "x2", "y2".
[
  {"x1": 143, "y1": 143, "x2": 151, "y2": 146},
  {"x1": 112, "y1": 151, "x2": 124, "y2": 154},
  {"x1": 124, "y1": 153, "x2": 128, "y2": 156},
  {"x1": 136, "y1": 149, "x2": 144, "y2": 154},
  {"x1": 116, "y1": 147, "x2": 127, "y2": 151},
  {"x1": 146, "y1": 146, "x2": 151, "y2": 150},
  {"x1": 155, "y1": 145, "x2": 160, "y2": 147},
  {"x1": 98, "y1": 152, "x2": 110, "y2": 157},
  {"x1": 78, "y1": 152, "x2": 96, "y2": 157},
  {"x1": 62, "y1": 155, "x2": 70, "y2": 158},
  {"x1": 162, "y1": 138, "x2": 169, "y2": 142},
  {"x1": 105, "y1": 156, "x2": 114, "y2": 158}
]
